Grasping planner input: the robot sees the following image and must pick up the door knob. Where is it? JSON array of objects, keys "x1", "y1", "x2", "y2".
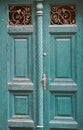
[
  {"x1": 43, "y1": 52, "x2": 47, "y2": 57},
  {"x1": 42, "y1": 73, "x2": 46, "y2": 89}
]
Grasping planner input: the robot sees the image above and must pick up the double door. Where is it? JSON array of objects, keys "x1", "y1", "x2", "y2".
[{"x1": 0, "y1": 0, "x2": 83, "y2": 130}]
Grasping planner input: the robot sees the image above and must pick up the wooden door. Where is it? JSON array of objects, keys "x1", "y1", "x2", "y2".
[
  {"x1": 0, "y1": 0, "x2": 83, "y2": 130},
  {"x1": 43, "y1": 1, "x2": 83, "y2": 130},
  {"x1": 0, "y1": 0, "x2": 36, "y2": 130}
]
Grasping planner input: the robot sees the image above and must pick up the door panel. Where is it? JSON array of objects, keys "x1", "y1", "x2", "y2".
[
  {"x1": 48, "y1": 25, "x2": 77, "y2": 129},
  {"x1": 45, "y1": 26, "x2": 78, "y2": 129},
  {"x1": 7, "y1": 21, "x2": 34, "y2": 129},
  {"x1": 49, "y1": 26, "x2": 77, "y2": 81}
]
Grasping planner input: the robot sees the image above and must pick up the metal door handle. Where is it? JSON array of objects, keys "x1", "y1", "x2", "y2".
[{"x1": 42, "y1": 73, "x2": 46, "y2": 89}]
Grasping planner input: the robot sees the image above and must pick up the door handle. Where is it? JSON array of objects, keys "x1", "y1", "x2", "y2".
[{"x1": 42, "y1": 73, "x2": 46, "y2": 89}]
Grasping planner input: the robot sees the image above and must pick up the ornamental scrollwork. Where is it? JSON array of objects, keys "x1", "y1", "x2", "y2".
[
  {"x1": 51, "y1": 5, "x2": 76, "y2": 25},
  {"x1": 9, "y1": 6, "x2": 32, "y2": 25}
]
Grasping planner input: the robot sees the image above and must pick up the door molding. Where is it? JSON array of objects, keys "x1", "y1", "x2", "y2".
[{"x1": 36, "y1": 1, "x2": 44, "y2": 130}]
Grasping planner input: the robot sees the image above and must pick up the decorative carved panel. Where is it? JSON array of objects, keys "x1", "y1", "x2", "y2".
[
  {"x1": 51, "y1": 5, "x2": 76, "y2": 25},
  {"x1": 9, "y1": 6, "x2": 32, "y2": 25}
]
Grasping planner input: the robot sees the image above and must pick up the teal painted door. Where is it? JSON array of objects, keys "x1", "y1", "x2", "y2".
[
  {"x1": 0, "y1": 0, "x2": 83, "y2": 130},
  {"x1": 43, "y1": 1, "x2": 83, "y2": 130}
]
